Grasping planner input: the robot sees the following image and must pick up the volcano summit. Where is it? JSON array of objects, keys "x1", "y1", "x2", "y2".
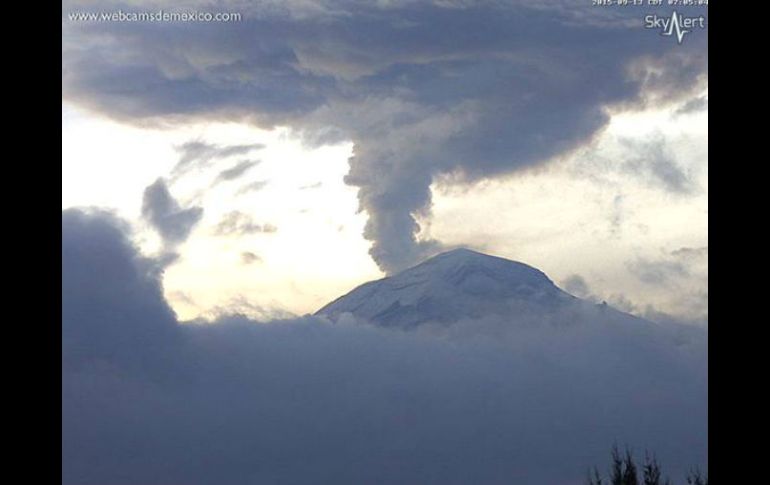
[{"x1": 316, "y1": 248, "x2": 640, "y2": 329}]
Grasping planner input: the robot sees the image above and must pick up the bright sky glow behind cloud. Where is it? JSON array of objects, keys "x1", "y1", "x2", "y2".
[
  {"x1": 63, "y1": 103, "x2": 382, "y2": 318},
  {"x1": 428, "y1": 99, "x2": 708, "y2": 323},
  {"x1": 62, "y1": 96, "x2": 707, "y2": 323}
]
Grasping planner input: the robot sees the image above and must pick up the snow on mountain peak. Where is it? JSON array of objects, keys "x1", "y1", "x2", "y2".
[
  {"x1": 316, "y1": 248, "x2": 578, "y2": 328},
  {"x1": 405, "y1": 248, "x2": 557, "y2": 294}
]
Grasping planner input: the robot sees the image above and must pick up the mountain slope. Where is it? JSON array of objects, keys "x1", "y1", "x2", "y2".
[{"x1": 316, "y1": 248, "x2": 638, "y2": 328}]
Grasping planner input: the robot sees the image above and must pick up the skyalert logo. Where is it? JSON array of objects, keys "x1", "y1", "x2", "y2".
[{"x1": 644, "y1": 11, "x2": 707, "y2": 45}]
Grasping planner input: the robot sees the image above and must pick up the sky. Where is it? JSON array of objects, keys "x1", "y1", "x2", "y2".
[
  {"x1": 63, "y1": 104, "x2": 382, "y2": 318},
  {"x1": 62, "y1": 2, "x2": 708, "y2": 483},
  {"x1": 63, "y1": 96, "x2": 707, "y2": 324}
]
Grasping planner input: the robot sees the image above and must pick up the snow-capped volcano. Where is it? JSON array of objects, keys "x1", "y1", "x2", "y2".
[{"x1": 316, "y1": 248, "x2": 634, "y2": 328}]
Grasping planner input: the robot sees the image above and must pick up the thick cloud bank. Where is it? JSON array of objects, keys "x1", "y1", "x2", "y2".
[
  {"x1": 62, "y1": 209, "x2": 707, "y2": 485},
  {"x1": 62, "y1": 0, "x2": 708, "y2": 272}
]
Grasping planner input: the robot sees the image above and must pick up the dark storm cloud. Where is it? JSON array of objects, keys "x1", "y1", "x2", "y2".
[
  {"x1": 141, "y1": 178, "x2": 203, "y2": 246},
  {"x1": 63, "y1": 0, "x2": 708, "y2": 272},
  {"x1": 62, "y1": 209, "x2": 707, "y2": 485},
  {"x1": 62, "y1": 209, "x2": 180, "y2": 370},
  {"x1": 214, "y1": 210, "x2": 277, "y2": 236}
]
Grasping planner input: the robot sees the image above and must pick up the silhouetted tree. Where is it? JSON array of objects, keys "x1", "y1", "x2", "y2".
[
  {"x1": 643, "y1": 453, "x2": 667, "y2": 485},
  {"x1": 587, "y1": 466, "x2": 603, "y2": 485},
  {"x1": 622, "y1": 448, "x2": 639, "y2": 485},
  {"x1": 610, "y1": 445, "x2": 625, "y2": 485},
  {"x1": 588, "y1": 446, "x2": 705, "y2": 485},
  {"x1": 686, "y1": 468, "x2": 707, "y2": 485}
]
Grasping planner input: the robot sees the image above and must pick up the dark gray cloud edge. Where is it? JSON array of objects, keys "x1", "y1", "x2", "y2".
[
  {"x1": 141, "y1": 178, "x2": 203, "y2": 247},
  {"x1": 674, "y1": 95, "x2": 708, "y2": 116},
  {"x1": 63, "y1": 0, "x2": 708, "y2": 273},
  {"x1": 63, "y1": 209, "x2": 707, "y2": 485}
]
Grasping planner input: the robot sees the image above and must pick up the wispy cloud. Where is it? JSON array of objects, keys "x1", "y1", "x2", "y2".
[
  {"x1": 240, "y1": 251, "x2": 262, "y2": 265},
  {"x1": 214, "y1": 159, "x2": 261, "y2": 185},
  {"x1": 618, "y1": 136, "x2": 695, "y2": 195},
  {"x1": 214, "y1": 211, "x2": 277, "y2": 236},
  {"x1": 236, "y1": 180, "x2": 269, "y2": 195},
  {"x1": 172, "y1": 141, "x2": 264, "y2": 179},
  {"x1": 674, "y1": 95, "x2": 708, "y2": 117}
]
